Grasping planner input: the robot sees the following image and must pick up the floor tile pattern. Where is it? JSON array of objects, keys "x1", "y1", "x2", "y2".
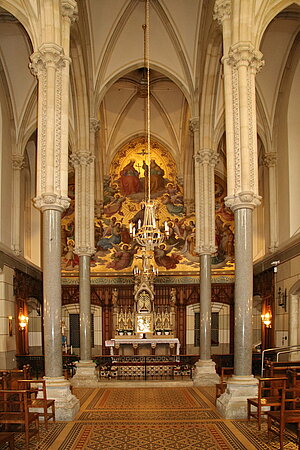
[{"x1": 3, "y1": 385, "x2": 299, "y2": 449}]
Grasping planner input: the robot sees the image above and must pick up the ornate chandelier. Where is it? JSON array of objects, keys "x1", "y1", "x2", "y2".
[{"x1": 130, "y1": 0, "x2": 169, "y2": 251}]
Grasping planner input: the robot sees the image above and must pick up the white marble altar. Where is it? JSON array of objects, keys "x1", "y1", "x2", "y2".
[{"x1": 105, "y1": 337, "x2": 180, "y2": 355}]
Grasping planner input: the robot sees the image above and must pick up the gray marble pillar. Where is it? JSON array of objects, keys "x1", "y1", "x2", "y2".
[
  {"x1": 200, "y1": 254, "x2": 211, "y2": 361},
  {"x1": 193, "y1": 253, "x2": 219, "y2": 386},
  {"x1": 234, "y1": 207, "x2": 253, "y2": 376},
  {"x1": 79, "y1": 254, "x2": 91, "y2": 362},
  {"x1": 217, "y1": 204, "x2": 258, "y2": 418},
  {"x1": 43, "y1": 209, "x2": 63, "y2": 378}
]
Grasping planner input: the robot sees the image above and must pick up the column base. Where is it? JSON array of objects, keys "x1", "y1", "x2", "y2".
[
  {"x1": 44, "y1": 377, "x2": 80, "y2": 421},
  {"x1": 70, "y1": 360, "x2": 99, "y2": 387},
  {"x1": 193, "y1": 359, "x2": 220, "y2": 386},
  {"x1": 216, "y1": 375, "x2": 258, "y2": 419}
]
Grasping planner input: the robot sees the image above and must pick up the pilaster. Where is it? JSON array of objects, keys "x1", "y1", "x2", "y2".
[
  {"x1": 11, "y1": 155, "x2": 25, "y2": 256},
  {"x1": 193, "y1": 148, "x2": 219, "y2": 255},
  {"x1": 263, "y1": 153, "x2": 278, "y2": 252},
  {"x1": 70, "y1": 151, "x2": 95, "y2": 256},
  {"x1": 224, "y1": 42, "x2": 264, "y2": 202},
  {"x1": 30, "y1": 44, "x2": 71, "y2": 204}
]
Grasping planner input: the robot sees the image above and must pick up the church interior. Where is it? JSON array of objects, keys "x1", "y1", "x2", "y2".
[{"x1": 1, "y1": 0, "x2": 300, "y2": 448}]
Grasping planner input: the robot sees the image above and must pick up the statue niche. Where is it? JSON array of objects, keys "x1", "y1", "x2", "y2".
[
  {"x1": 136, "y1": 290, "x2": 152, "y2": 335},
  {"x1": 112, "y1": 284, "x2": 175, "y2": 338}
]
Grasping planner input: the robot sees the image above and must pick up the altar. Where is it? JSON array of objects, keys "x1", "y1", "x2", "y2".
[
  {"x1": 105, "y1": 337, "x2": 180, "y2": 356},
  {"x1": 109, "y1": 264, "x2": 180, "y2": 357}
]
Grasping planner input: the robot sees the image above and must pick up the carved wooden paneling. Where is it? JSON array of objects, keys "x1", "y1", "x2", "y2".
[{"x1": 62, "y1": 282, "x2": 234, "y2": 355}]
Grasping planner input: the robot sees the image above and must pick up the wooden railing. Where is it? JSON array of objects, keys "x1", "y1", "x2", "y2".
[{"x1": 16, "y1": 354, "x2": 78, "y2": 378}]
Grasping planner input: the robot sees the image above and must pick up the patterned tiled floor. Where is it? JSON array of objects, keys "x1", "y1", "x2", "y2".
[{"x1": 3, "y1": 385, "x2": 299, "y2": 449}]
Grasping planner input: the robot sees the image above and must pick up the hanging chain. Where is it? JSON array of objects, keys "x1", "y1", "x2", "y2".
[{"x1": 145, "y1": 0, "x2": 151, "y2": 202}]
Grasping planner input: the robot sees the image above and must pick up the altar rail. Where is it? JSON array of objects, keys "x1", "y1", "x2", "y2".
[
  {"x1": 93, "y1": 355, "x2": 199, "y2": 381},
  {"x1": 15, "y1": 354, "x2": 198, "y2": 380},
  {"x1": 16, "y1": 354, "x2": 78, "y2": 378}
]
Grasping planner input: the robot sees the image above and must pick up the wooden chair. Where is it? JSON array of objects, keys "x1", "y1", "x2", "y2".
[
  {"x1": 17, "y1": 379, "x2": 55, "y2": 429},
  {"x1": 216, "y1": 367, "x2": 234, "y2": 400},
  {"x1": 0, "y1": 432, "x2": 15, "y2": 449},
  {"x1": 0, "y1": 389, "x2": 39, "y2": 449},
  {"x1": 247, "y1": 376, "x2": 286, "y2": 430},
  {"x1": 0, "y1": 365, "x2": 31, "y2": 389},
  {"x1": 267, "y1": 382, "x2": 300, "y2": 449}
]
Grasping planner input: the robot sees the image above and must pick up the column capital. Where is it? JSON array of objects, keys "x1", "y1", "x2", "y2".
[
  {"x1": 197, "y1": 244, "x2": 217, "y2": 256},
  {"x1": 29, "y1": 43, "x2": 70, "y2": 77},
  {"x1": 189, "y1": 117, "x2": 199, "y2": 133},
  {"x1": 33, "y1": 193, "x2": 70, "y2": 212},
  {"x1": 75, "y1": 246, "x2": 95, "y2": 257},
  {"x1": 12, "y1": 154, "x2": 25, "y2": 170},
  {"x1": 90, "y1": 118, "x2": 100, "y2": 133},
  {"x1": 194, "y1": 149, "x2": 219, "y2": 166},
  {"x1": 225, "y1": 191, "x2": 261, "y2": 211},
  {"x1": 62, "y1": 0, "x2": 78, "y2": 23},
  {"x1": 213, "y1": 0, "x2": 231, "y2": 24},
  {"x1": 227, "y1": 42, "x2": 264, "y2": 74},
  {"x1": 70, "y1": 152, "x2": 95, "y2": 167},
  {"x1": 263, "y1": 152, "x2": 277, "y2": 168}
]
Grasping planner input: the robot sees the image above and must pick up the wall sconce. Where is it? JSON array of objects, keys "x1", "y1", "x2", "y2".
[
  {"x1": 261, "y1": 310, "x2": 272, "y2": 328},
  {"x1": 19, "y1": 312, "x2": 28, "y2": 329},
  {"x1": 277, "y1": 287, "x2": 287, "y2": 312}
]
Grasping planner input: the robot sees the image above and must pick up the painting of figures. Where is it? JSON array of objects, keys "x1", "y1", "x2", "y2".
[{"x1": 61, "y1": 137, "x2": 234, "y2": 274}]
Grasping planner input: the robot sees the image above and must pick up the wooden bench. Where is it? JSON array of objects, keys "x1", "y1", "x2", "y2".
[
  {"x1": 0, "y1": 389, "x2": 39, "y2": 449},
  {"x1": 247, "y1": 376, "x2": 286, "y2": 429},
  {"x1": 264, "y1": 361, "x2": 300, "y2": 378},
  {"x1": 17, "y1": 379, "x2": 55, "y2": 429}
]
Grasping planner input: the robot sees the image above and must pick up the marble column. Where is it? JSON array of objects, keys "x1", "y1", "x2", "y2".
[
  {"x1": 79, "y1": 255, "x2": 91, "y2": 360},
  {"x1": 42, "y1": 207, "x2": 63, "y2": 377},
  {"x1": 11, "y1": 154, "x2": 25, "y2": 256},
  {"x1": 70, "y1": 148, "x2": 98, "y2": 387},
  {"x1": 200, "y1": 254, "x2": 211, "y2": 361},
  {"x1": 263, "y1": 153, "x2": 278, "y2": 252},
  {"x1": 191, "y1": 118, "x2": 220, "y2": 386},
  {"x1": 29, "y1": 1, "x2": 80, "y2": 420},
  {"x1": 214, "y1": 1, "x2": 263, "y2": 418}
]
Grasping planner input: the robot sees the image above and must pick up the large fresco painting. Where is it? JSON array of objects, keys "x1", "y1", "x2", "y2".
[{"x1": 61, "y1": 137, "x2": 234, "y2": 275}]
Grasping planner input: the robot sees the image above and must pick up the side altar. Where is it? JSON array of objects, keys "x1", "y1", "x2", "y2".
[{"x1": 107, "y1": 260, "x2": 180, "y2": 356}]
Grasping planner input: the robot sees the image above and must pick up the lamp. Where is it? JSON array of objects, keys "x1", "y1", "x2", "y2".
[
  {"x1": 19, "y1": 311, "x2": 28, "y2": 329},
  {"x1": 261, "y1": 309, "x2": 272, "y2": 328},
  {"x1": 130, "y1": 0, "x2": 169, "y2": 252}
]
